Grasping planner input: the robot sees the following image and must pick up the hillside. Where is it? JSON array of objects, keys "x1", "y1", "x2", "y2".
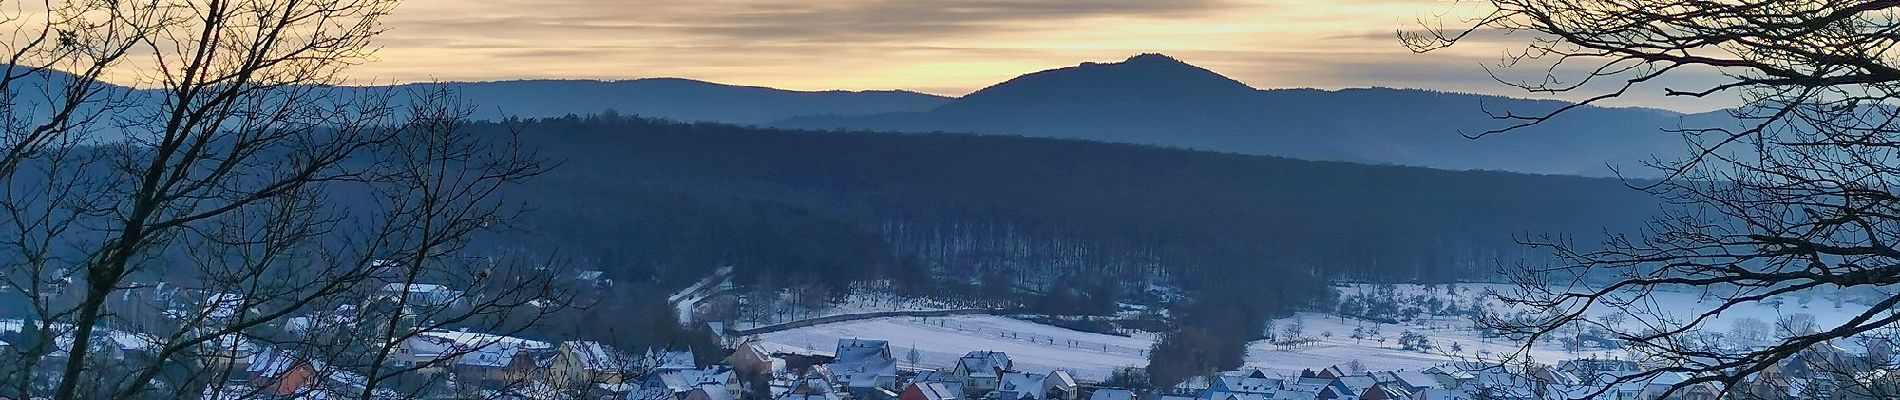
[
  {"x1": 477, "y1": 115, "x2": 1663, "y2": 312},
  {"x1": 8, "y1": 60, "x2": 1716, "y2": 178},
  {"x1": 390, "y1": 78, "x2": 949, "y2": 123},
  {"x1": 774, "y1": 54, "x2": 1714, "y2": 177},
  {"x1": 0, "y1": 67, "x2": 950, "y2": 131}
]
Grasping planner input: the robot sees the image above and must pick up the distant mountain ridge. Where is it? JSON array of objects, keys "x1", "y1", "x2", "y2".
[
  {"x1": 9, "y1": 56, "x2": 1717, "y2": 176},
  {"x1": 386, "y1": 78, "x2": 950, "y2": 124},
  {"x1": 0, "y1": 68, "x2": 952, "y2": 126},
  {"x1": 775, "y1": 54, "x2": 1718, "y2": 177}
]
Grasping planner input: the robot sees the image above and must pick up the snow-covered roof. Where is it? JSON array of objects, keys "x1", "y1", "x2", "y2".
[
  {"x1": 419, "y1": 330, "x2": 551, "y2": 350},
  {"x1": 416, "y1": 330, "x2": 551, "y2": 368},
  {"x1": 203, "y1": 293, "x2": 248, "y2": 320},
  {"x1": 563, "y1": 340, "x2": 632, "y2": 371},
  {"x1": 835, "y1": 339, "x2": 892, "y2": 365},
  {"x1": 775, "y1": 391, "x2": 843, "y2": 400},
  {"x1": 646, "y1": 347, "x2": 698, "y2": 370},
  {"x1": 247, "y1": 347, "x2": 308, "y2": 377},
  {"x1": 1328, "y1": 376, "x2": 1377, "y2": 395},
  {"x1": 916, "y1": 369, "x2": 956, "y2": 383},
  {"x1": 831, "y1": 339, "x2": 895, "y2": 388},
  {"x1": 998, "y1": 372, "x2": 1050, "y2": 400},
  {"x1": 692, "y1": 385, "x2": 736, "y2": 400},
  {"x1": 1375, "y1": 370, "x2": 1442, "y2": 390},
  {"x1": 1046, "y1": 370, "x2": 1077, "y2": 391},
  {"x1": 908, "y1": 382, "x2": 960, "y2": 400},
  {"x1": 1090, "y1": 389, "x2": 1135, "y2": 400},
  {"x1": 1212, "y1": 370, "x2": 1282, "y2": 395},
  {"x1": 650, "y1": 367, "x2": 735, "y2": 393},
  {"x1": 460, "y1": 345, "x2": 525, "y2": 368},
  {"x1": 958, "y1": 351, "x2": 1011, "y2": 377},
  {"x1": 379, "y1": 283, "x2": 464, "y2": 307}
]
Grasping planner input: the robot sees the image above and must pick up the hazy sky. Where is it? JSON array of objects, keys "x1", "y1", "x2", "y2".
[{"x1": 364, "y1": 0, "x2": 1734, "y2": 112}]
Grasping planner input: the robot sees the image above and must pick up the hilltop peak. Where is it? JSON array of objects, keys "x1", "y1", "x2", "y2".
[
  {"x1": 1122, "y1": 52, "x2": 1186, "y2": 64},
  {"x1": 1074, "y1": 53, "x2": 1204, "y2": 72},
  {"x1": 940, "y1": 53, "x2": 1258, "y2": 114}
]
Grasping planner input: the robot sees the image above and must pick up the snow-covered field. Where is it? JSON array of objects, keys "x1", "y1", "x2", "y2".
[
  {"x1": 1346, "y1": 282, "x2": 1883, "y2": 337},
  {"x1": 750, "y1": 312, "x2": 1545, "y2": 381},
  {"x1": 755, "y1": 283, "x2": 1887, "y2": 382},
  {"x1": 755, "y1": 315, "x2": 1153, "y2": 380},
  {"x1": 1242, "y1": 312, "x2": 1581, "y2": 377}
]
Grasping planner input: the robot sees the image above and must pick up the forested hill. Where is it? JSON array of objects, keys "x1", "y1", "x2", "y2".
[
  {"x1": 481, "y1": 114, "x2": 1662, "y2": 312},
  {"x1": 775, "y1": 54, "x2": 1717, "y2": 177}
]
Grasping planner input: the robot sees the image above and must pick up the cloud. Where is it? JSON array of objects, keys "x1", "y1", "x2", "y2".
[
  {"x1": 392, "y1": 0, "x2": 1235, "y2": 45},
  {"x1": 345, "y1": 0, "x2": 1733, "y2": 111}
]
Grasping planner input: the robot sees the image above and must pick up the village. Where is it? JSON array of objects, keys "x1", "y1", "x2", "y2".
[{"x1": 4, "y1": 273, "x2": 1892, "y2": 400}]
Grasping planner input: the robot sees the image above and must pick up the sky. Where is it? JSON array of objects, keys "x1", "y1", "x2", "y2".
[{"x1": 358, "y1": 0, "x2": 1733, "y2": 112}]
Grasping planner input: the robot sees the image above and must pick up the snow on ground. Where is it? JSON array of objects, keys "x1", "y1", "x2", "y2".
[
  {"x1": 1347, "y1": 283, "x2": 1882, "y2": 338},
  {"x1": 1242, "y1": 312, "x2": 1587, "y2": 378},
  {"x1": 670, "y1": 266, "x2": 732, "y2": 325},
  {"x1": 729, "y1": 289, "x2": 963, "y2": 330},
  {"x1": 758, "y1": 283, "x2": 1888, "y2": 382},
  {"x1": 756, "y1": 315, "x2": 1153, "y2": 381},
  {"x1": 751, "y1": 312, "x2": 1558, "y2": 382}
]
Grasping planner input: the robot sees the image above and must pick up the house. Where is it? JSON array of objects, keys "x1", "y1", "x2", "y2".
[
  {"x1": 685, "y1": 385, "x2": 738, "y2": 400},
  {"x1": 1739, "y1": 361, "x2": 1797, "y2": 399},
  {"x1": 991, "y1": 372, "x2": 1042, "y2": 400},
  {"x1": 1316, "y1": 376, "x2": 1377, "y2": 400},
  {"x1": 419, "y1": 330, "x2": 555, "y2": 387},
  {"x1": 953, "y1": 350, "x2": 1014, "y2": 398},
  {"x1": 246, "y1": 348, "x2": 319, "y2": 397},
  {"x1": 1404, "y1": 388, "x2": 1469, "y2": 400},
  {"x1": 389, "y1": 334, "x2": 459, "y2": 368},
  {"x1": 200, "y1": 292, "x2": 250, "y2": 322},
  {"x1": 647, "y1": 366, "x2": 738, "y2": 395},
  {"x1": 989, "y1": 371, "x2": 1079, "y2": 400},
  {"x1": 914, "y1": 369, "x2": 958, "y2": 385},
  {"x1": 196, "y1": 333, "x2": 263, "y2": 374},
  {"x1": 777, "y1": 352, "x2": 837, "y2": 374},
  {"x1": 240, "y1": 347, "x2": 395, "y2": 399},
  {"x1": 1278, "y1": 378, "x2": 1332, "y2": 400},
  {"x1": 1204, "y1": 369, "x2": 1283, "y2": 400},
  {"x1": 1315, "y1": 366, "x2": 1351, "y2": 380},
  {"x1": 1090, "y1": 389, "x2": 1135, "y2": 400},
  {"x1": 646, "y1": 347, "x2": 699, "y2": 371},
  {"x1": 776, "y1": 372, "x2": 844, "y2": 400},
  {"x1": 1044, "y1": 371, "x2": 1079, "y2": 400},
  {"x1": 1368, "y1": 371, "x2": 1442, "y2": 393},
  {"x1": 1633, "y1": 372, "x2": 1725, "y2": 400},
  {"x1": 378, "y1": 283, "x2": 464, "y2": 309},
  {"x1": 553, "y1": 340, "x2": 634, "y2": 385},
  {"x1": 832, "y1": 339, "x2": 899, "y2": 394},
  {"x1": 779, "y1": 391, "x2": 846, "y2": 400},
  {"x1": 901, "y1": 382, "x2": 964, "y2": 400},
  {"x1": 575, "y1": 269, "x2": 611, "y2": 287},
  {"x1": 728, "y1": 340, "x2": 775, "y2": 377},
  {"x1": 1554, "y1": 359, "x2": 1640, "y2": 386},
  {"x1": 1358, "y1": 382, "x2": 1411, "y2": 400}
]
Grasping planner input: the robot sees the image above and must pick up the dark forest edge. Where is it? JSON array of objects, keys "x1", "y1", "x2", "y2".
[{"x1": 452, "y1": 112, "x2": 1666, "y2": 385}]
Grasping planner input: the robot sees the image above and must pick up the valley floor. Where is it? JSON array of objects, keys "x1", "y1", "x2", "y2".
[
  {"x1": 752, "y1": 312, "x2": 1586, "y2": 381},
  {"x1": 755, "y1": 314, "x2": 1155, "y2": 380},
  {"x1": 753, "y1": 283, "x2": 1884, "y2": 381}
]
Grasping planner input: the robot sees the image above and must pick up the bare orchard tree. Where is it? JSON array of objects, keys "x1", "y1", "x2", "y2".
[
  {"x1": 1407, "y1": 0, "x2": 1900, "y2": 398},
  {"x1": 0, "y1": 1, "x2": 562, "y2": 400}
]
